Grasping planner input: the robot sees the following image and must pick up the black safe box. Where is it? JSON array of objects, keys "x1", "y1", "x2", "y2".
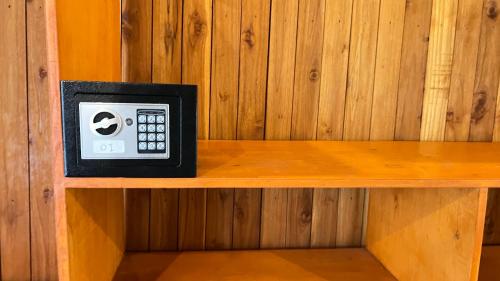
[{"x1": 60, "y1": 81, "x2": 197, "y2": 177}]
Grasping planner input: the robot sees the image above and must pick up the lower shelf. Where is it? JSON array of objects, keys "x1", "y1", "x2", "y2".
[
  {"x1": 113, "y1": 248, "x2": 396, "y2": 281},
  {"x1": 479, "y1": 246, "x2": 500, "y2": 281}
]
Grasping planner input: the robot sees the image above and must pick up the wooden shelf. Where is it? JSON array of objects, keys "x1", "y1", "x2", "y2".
[
  {"x1": 479, "y1": 246, "x2": 500, "y2": 281},
  {"x1": 63, "y1": 140, "x2": 500, "y2": 189},
  {"x1": 113, "y1": 249, "x2": 396, "y2": 281}
]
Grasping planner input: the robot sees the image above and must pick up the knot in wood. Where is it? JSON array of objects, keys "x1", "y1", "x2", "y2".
[{"x1": 309, "y1": 69, "x2": 320, "y2": 81}]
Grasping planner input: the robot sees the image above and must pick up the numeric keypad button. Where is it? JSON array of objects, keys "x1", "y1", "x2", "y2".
[
  {"x1": 156, "y1": 124, "x2": 165, "y2": 132},
  {"x1": 138, "y1": 133, "x2": 147, "y2": 141},
  {"x1": 148, "y1": 142, "x2": 156, "y2": 150},
  {"x1": 147, "y1": 124, "x2": 156, "y2": 132},
  {"x1": 147, "y1": 133, "x2": 156, "y2": 141},
  {"x1": 138, "y1": 124, "x2": 147, "y2": 132},
  {"x1": 147, "y1": 115, "x2": 156, "y2": 123},
  {"x1": 138, "y1": 142, "x2": 147, "y2": 150},
  {"x1": 157, "y1": 142, "x2": 165, "y2": 150},
  {"x1": 157, "y1": 133, "x2": 165, "y2": 141},
  {"x1": 138, "y1": 115, "x2": 147, "y2": 123}
]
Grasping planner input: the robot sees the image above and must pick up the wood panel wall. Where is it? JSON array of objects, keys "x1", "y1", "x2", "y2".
[
  {"x1": 120, "y1": 0, "x2": 500, "y2": 251},
  {"x1": 0, "y1": 0, "x2": 499, "y2": 279}
]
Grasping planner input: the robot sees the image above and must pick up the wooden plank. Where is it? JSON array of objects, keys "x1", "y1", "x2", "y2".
[
  {"x1": 343, "y1": 0, "x2": 381, "y2": 141},
  {"x1": 150, "y1": 189, "x2": 179, "y2": 251},
  {"x1": 150, "y1": 0, "x2": 183, "y2": 253},
  {"x1": 182, "y1": 0, "x2": 212, "y2": 139},
  {"x1": 66, "y1": 189, "x2": 125, "y2": 281},
  {"x1": 469, "y1": 0, "x2": 500, "y2": 141},
  {"x1": 336, "y1": 189, "x2": 365, "y2": 247},
  {"x1": 370, "y1": 0, "x2": 406, "y2": 140},
  {"x1": 484, "y1": 189, "x2": 500, "y2": 245},
  {"x1": 236, "y1": 0, "x2": 271, "y2": 140},
  {"x1": 367, "y1": 188, "x2": 488, "y2": 281},
  {"x1": 264, "y1": 0, "x2": 299, "y2": 140},
  {"x1": 233, "y1": 189, "x2": 261, "y2": 249},
  {"x1": 290, "y1": 0, "x2": 325, "y2": 140},
  {"x1": 63, "y1": 141, "x2": 500, "y2": 189},
  {"x1": 394, "y1": 0, "x2": 433, "y2": 140},
  {"x1": 0, "y1": 0, "x2": 30, "y2": 279},
  {"x1": 286, "y1": 188, "x2": 313, "y2": 248},
  {"x1": 495, "y1": 78, "x2": 500, "y2": 140},
  {"x1": 260, "y1": 189, "x2": 287, "y2": 248},
  {"x1": 479, "y1": 246, "x2": 500, "y2": 281},
  {"x1": 56, "y1": 0, "x2": 121, "y2": 81},
  {"x1": 420, "y1": 0, "x2": 459, "y2": 141},
  {"x1": 152, "y1": 0, "x2": 182, "y2": 84},
  {"x1": 444, "y1": 0, "x2": 483, "y2": 141},
  {"x1": 311, "y1": 189, "x2": 339, "y2": 248},
  {"x1": 316, "y1": 0, "x2": 353, "y2": 140},
  {"x1": 114, "y1": 249, "x2": 397, "y2": 281},
  {"x1": 205, "y1": 189, "x2": 234, "y2": 250},
  {"x1": 121, "y1": 0, "x2": 153, "y2": 252},
  {"x1": 209, "y1": 0, "x2": 241, "y2": 140},
  {"x1": 178, "y1": 189, "x2": 206, "y2": 250},
  {"x1": 122, "y1": 0, "x2": 152, "y2": 82},
  {"x1": 27, "y1": 0, "x2": 58, "y2": 278},
  {"x1": 125, "y1": 190, "x2": 150, "y2": 251}
]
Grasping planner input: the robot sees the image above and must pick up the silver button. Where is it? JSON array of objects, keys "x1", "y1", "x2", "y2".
[
  {"x1": 147, "y1": 124, "x2": 156, "y2": 132},
  {"x1": 156, "y1": 115, "x2": 165, "y2": 123},
  {"x1": 138, "y1": 142, "x2": 147, "y2": 150},
  {"x1": 138, "y1": 124, "x2": 147, "y2": 132},
  {"x1": 147, "y1": 133, "x2": 156, "y2": 141},
  {"x1": 138, "y1": 133, "x2": 147, "y2": 141},
  {"x1": 156, "y1": 142, "x2": 165, "y2": 150},
  {"x1": 147, "y1": 115, "x2": 156, "y2": 123},
  {"x1": 156, "y1": 133, "x2": 165, "y2": 141},
  {"x1": 148, "y1": 142, "x2": 156, "y2": 150},
  {"x1": 138, "y1": 115, "x2": 147, "y2": 123},
  {"x1": 156, "y1": 124, "x2": 165, "y2": 132}
]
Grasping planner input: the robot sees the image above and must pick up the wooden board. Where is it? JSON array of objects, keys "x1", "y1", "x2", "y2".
[
  {"x1": 367, "y1": 188, "x2": 488, "y2": 281},
  {"x1": 114, "y1": 249, "x2": 397, "y2": 281},
  {"x1": 205, "y1": 189, "x2": 234, "y2": 250},
  {"x1": 66, "y1": 189, "x2": 125, "y2": 281},
  {"x1": 394, "y1": 0, "x2": 433, "y2": 140},
  {"x1": 27, "y1": 0, "x2": 58, "y2": 278},
  {"x1": 178, "y1": 189, "x2": 206, "y2": 250},
  {"x1": 479, "y1": 246, "x2": 500, "y2": 281},
  {"x1": 150, "y1": 189, "x2": 179, "y2": 251},
  {"x1": 209, "y1": 0, "x2": 241, "y2": 140},
  {"x1": 469, "y1": 0, "x2": 500, "y2": 141},
  {"x1": 233, "y1": 189, "x2": 261, "y2": 249},
  {"x1": 62, "y1": 141, "x2": 500, "y2": 189},
  {"x1": 0, "y1": 0, "x2": 31, "y2": 279},
  {"x1": 260, "y1": 189, "x2": 288, "y2": 248}
]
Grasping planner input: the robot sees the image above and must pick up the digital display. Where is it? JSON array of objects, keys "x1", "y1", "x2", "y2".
[{"x1": 92, "y1": 140, "x2": 125, "y2": 154}]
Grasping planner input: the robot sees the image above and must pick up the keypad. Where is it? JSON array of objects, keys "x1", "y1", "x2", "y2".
[{"x1": 137, "y1": 109, "x2": 167, "y2": 153}]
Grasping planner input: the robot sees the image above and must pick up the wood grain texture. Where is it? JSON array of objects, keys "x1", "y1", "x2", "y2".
[
  {"x1": 336, "y1": 189, "x2": 365, "y2": 247},
  {"x1": 178, "y1": 189, "x2": 206, "y2": 250},
  {"x1": 114, "y1": 249, "x2": 397, "y2": 281},
  {"x1": 484, "y1": 189, "x2": 500, "y2": 244},
  {"x1": 286, "y1": 188, "x2": 313, "y2": 248},
  {"x1": 182, "y1": 0, "x2": 212, "y2": 139},
  {"x1": 370, "y1": 0, "x2": 406, "y2": 140},
  {"x1": 122, "y1": 0, "x2": 152, "y2": 82},
  {"x1": 27, "y1": 0, "x2": 58, "y2": 279},
  {"x1": 66, "y1": 189, "x2": 125, "y2": 281},
  {"x1": 260, "y1": 189, "x2": 287, "y2": 248},
  {"x1": 233, "y1": 189, "x2": 261, "y2": 249},
  {"x1": 316, "y1": 0, "x2": 353, "y2": 140},
  {"x1": 126, "y1": 190, "x2": 150, "y2": 251},
  {"x1": 420, "y1": 0, "x2": 459, "y2": 141},
  {"x1": 153, "y1": 0, "x2": 182, "y2": 84},
  {"x1": 479, "y1": 246, "x2": 500, "y2": 281},
  {"x1": 469, "y1": 0, "x2": 500, "y2": 141},
  {"x1": 236, "y1": 0, "x2": 271, "y2": 140},
  {"x1": 56, "y1": 0, "x2": 121, "y2": 81},
  {"x1": 264, "y1": 0, "x2": 299, "y2": 140},
  {"x1": 205, "y1": 189, "x2": 234, "y2": 250},
  {"x1": 63, "y1": 141, "x2": 500, "y2": 189},
  {"x1": 290, "y1": 0, "x2": 325, "y2": 140},
  {"x1": 367, "y1": 188, "x2": 488, "y2": 281},
  {"x1": 0, "y1": 0, "x2": 31, "y2": 279},
  {"x1": 150, "y1": 189, "x2": 179, "y2": 251},
  {"x1": 343, "y1": 0, "x2": 380, "y2": 141},
  {"x1": 394, "y1": 0, "x2": 433, "y2": 140},
  {"x1": 311, "y1": 189, "x2": 339, "y2": 248},
  {"x1": 209, "y1": 0, "x2": 241, "y2": 140},
  {"x1": 444, "y1": 0, "x2": 483, "y2": 141}
]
